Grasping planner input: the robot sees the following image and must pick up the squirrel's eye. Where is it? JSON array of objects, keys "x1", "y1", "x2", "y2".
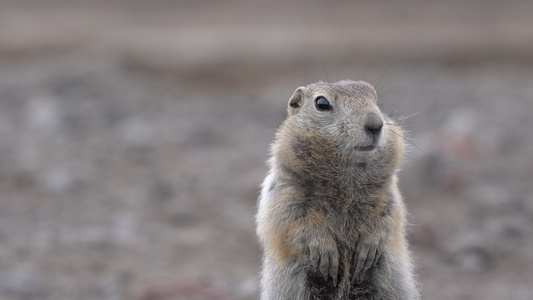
[{"x1": 315, "y1": 96, "x2": 332, "y2": 111}]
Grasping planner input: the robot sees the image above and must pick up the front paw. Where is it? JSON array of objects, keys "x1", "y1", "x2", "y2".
[
  {"x1": 309, "y1": 238, "x2": 339, "y2": 285},
  {"x1": 351, "y1": 235, "x2": 383, "y2": 282}
]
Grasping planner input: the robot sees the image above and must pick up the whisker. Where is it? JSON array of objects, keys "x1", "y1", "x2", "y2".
[
  {"x1": 398, "y1": 119, "x2": 426, "y2": 126},
  {"x1": 376, "y1": 80, "x2": 403, "y2": 95},
  {"x1": 323, "y1": 64, "x2": 331, "y2": 83},
  {"x1": 387, "y1": 127, "x2": 430, "y2": 157},
  {"x1": 374, "y1": 64, "x2": 392, "y2": 92},
  {"x1": 384, "y1": 109, "x2": 417, "y2": 118},
  {"x1": 385, "y1": 119, "x2": 425, "y2": 128},
  {"x1": 398, "y1": 111, "x2": 421, "y2": 122},
  {"x1": 375, "y1": 90, "x2": 396, "y2": 97}
]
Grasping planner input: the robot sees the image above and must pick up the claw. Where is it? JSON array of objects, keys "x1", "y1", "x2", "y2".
[
  {"x1": 363, "y1": 244, "x2": 379, "y2": 271},
  {"x1": 309, "y1": 238, "x2": 339, "y2": 286},
  {"x1": 310, "y1": 244, "x2": 320, "y2": 269},
  {"x1": 351, "y1": 237, "x2": 383, "y2": 282},
  {"x1": 329, "y1": 250, "x2": 339, "y2": 286},
  {"x1": 319, "y1": 251, "x2": 330, "y2": 278},
  {"x1": 353, "y1": 247, "x2": 369, "y2": 280}
]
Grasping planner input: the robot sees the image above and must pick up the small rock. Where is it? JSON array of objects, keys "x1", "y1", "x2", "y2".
[
  {"x1": 1, "y1": 265, "x2": 48, "y2": 299},
  {"x1": 37, "y1": 167, "x2": 76, "y2": 193},
  {"x1": 447, "y1": 247, "x2": 491, "y2": 272},
  {"x1": 26, "y1": 96, "x2": 61, "y2": 137},
  {"x1": 119, "y1": 119, "x2": 154, "y2": 150},
  {"x1": 149, "y1": 180, "x2": 174, "y2": 203},
  {"x1": 235, "y1": 278, "x2": 259, "y2": 298},
  {"x1": 134, "y1": 281, "x2": 227, "y2": 300},
  {"x1": 112, "y1": 211, "x2": 139, "y2": 247}
]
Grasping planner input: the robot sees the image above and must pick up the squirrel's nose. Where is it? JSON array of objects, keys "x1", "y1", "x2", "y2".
[{"x1": 364, "y1": 113, "x2": 383, "y2": 136}]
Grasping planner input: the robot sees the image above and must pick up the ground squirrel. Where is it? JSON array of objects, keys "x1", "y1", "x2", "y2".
[{"x1": 256, "y1": 80, "x2": 419, "y2": 300}]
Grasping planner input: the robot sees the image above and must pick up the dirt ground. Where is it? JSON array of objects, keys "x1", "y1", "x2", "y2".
[{"x1": 0, "y1": 1, "x2": 533, "y2": 299}]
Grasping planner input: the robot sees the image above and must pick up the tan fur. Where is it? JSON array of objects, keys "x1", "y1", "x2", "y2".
[{"x1": 256, "y1": 80, "x2": 419, "y2": 300}]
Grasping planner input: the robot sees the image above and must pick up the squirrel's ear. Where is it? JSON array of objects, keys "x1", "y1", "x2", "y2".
[{"x1": 288, "y1": 86, "x2": 306, "y2": 115}]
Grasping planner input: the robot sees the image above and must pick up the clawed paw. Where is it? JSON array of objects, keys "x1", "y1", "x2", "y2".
[
  {"x1": 351, "y1": 237, "x2": 382, "y2": 282},
  {"x1": 309, "y1": 239, "x2": 339, "y2": 286}
]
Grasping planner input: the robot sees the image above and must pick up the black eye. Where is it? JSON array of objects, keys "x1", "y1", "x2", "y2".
[{"x1": 315, "y1": 96, "x2": 332, "y2": 111}]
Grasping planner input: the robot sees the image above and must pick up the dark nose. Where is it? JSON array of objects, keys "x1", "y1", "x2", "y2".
[{"x1": 364, "y1": 113, "x2": 383, "y2": 136}]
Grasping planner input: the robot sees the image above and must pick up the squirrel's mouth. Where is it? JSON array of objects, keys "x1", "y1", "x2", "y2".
[
  {"x1": 354, "y1": 137, "x2": 380, "y2": 152},
  {"x1": 352, "y1": 130, "x2": 383, "y2": 152},
  {"x1": 355, "y1": 144, "x2": 376, "y2": 152}
]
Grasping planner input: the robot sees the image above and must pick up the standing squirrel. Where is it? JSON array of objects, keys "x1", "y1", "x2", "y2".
[{"x1": 256, "y1": 80, "x2": 419, "y2": 300}]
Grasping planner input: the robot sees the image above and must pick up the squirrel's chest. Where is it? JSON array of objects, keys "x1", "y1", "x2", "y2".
[{"x1": 314, "y1": 194, "x2": 388, "y2": 233}]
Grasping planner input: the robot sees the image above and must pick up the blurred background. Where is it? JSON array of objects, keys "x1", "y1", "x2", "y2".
[{"x1": 1, "y1": 0, "x2": 533, "y2": 299}]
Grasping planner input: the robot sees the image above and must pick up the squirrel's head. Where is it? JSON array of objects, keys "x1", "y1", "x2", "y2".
[{"x1": 274, "y1": 80, "x2": 404, "y2": 177}]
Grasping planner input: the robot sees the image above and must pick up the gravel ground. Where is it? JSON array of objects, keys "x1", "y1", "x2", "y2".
[{"x1": 0, "y1": 1, "x2": 532, "y2": 300}]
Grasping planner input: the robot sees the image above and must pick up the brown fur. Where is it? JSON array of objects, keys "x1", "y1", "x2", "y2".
[{"x1": 256, "y1": 80, "x2": 419, "y2": 300}]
